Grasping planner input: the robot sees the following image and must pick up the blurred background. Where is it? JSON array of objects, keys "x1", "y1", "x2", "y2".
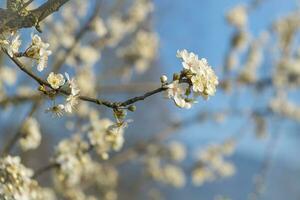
[{"x1": 1, "y1": 0, "x2": 300, "y2": 199}]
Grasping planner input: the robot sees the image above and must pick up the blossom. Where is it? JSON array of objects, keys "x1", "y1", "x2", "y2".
[
  {"x1": 37, "y1": 47, "x2": 52, "y2": 72},
  {"x1": 26, "y1": 34, "x2": 52, "y2": 72},
  {"x1": 6, "y1": 34, "x2": 21, "y2": 57},
  {"x1": 165, "y1": 80, "x2": 191, "y2": 109},
  {"x1": 226, "y1": 5, "x2": 248, "y2": 28},
  {"x1": 192, "y1": 140, "x2": 236, "y2": 186},
  {"x1": 191, "y1": 74, "x2": 205, "y2": 93},
  {"x1": 176, "y1": 49, "x2": 200, "y2": 73},
  {"x1": 162, "y1": 165, "x2": 186, "y2": 188},
  {"x1": 65, "y1": 95, "x2": 79, "y2": 113},
  {"x1": 19, "y1": 117, "x2": 41, "y2": 151},
  {"x1": 64, "y1": 73, "x2": 80, "y2": 113},
  {"x1": 117, "y1": 30, "x2": 158, "y2": 74},
  {"x1": 91, "y1": 17, "x2": 107, "y2": 38},
  {"x1": 0, "y1": 156, "x2": 55, "y2": 200},
  {"x1": 47, "y1": 72, "x2": 65, "y2": 89},
  {"x1": 0, "y1": 66, "x2": 17, "y2": 86},
  {"x1": 88, "y1": 117, "x2": 129, "y2": 159},
  {"x1": 168, "y1": 141, "x2": 186, "y2": 162},
  {"x1": 65, "y1": 73, "x2": 80, "y2": 96},
  {"x1": 46, "y1": 104, "x2": 65, "y2": 117},
  {"x1": 53, "y1": 135, "x2": 91, "y2": 188},
  {"x1": 177, "y1": 49, "x2": 219, "y2": 99}
]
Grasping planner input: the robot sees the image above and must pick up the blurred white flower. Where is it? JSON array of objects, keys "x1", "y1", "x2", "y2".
[
  {"x1": 19, "y1": 117, "x2": 41, "y2": 151},
  {"x1": 46, "y1": 104, "x2": 65, "y2": 117},
  {"x1": 226, "y1": 5, "x2": 248, "y2": 28}
]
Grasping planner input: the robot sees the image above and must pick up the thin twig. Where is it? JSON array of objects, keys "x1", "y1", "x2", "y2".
[
  {"x1": 51, "y1": 1, "x2": 102, "y2": 72},
  {"x1": 5, "y1": 52, "x2": 169, "y2": 110},
  {"x1": 1, "y1": 101, "x2": 41, "y2": 156}
]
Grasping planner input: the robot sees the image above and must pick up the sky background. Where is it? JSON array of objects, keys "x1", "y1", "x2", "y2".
[
  {"x1": 1, "y1": 0, "x2": 300, "y2": 199},
  {"x1": 150, "y1": 0, "x2": 300, "y2": 199}
]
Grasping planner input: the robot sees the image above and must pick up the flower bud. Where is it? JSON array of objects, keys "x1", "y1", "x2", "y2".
[
  {"x1": 128, "y1": 105, "x2": 137, "y2": 112},
  {"x1": 160, "y1": 75, "x2": 168, "y2": 83},
  {"x1": 173, "y1": 73, "x2": 180, "y2": 81}
]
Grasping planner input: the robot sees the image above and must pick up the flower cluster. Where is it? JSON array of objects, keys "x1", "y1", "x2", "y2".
[
  {"x1": 238, "y1": 33, "x2": 267, "y2": 84},
  {"x1": 226, "y1": 5, "x2": 248, "y2": 29},
  {"x1": 1, "y1": 33, "x2": 21, "y2": 57},
  {"x1": 270, "y1": 95, "x2": 300, "y2": 122},
  {"x1": 53, "y1": 133, "x2": 119, "y2": 200},
  {"x1": 164, "y1": 49, "x2": 219, "y2": 109},
  {"x1": 192, "y1": 140, "x2": 236, "y2": 186},
  {"x1": 0, "y1": 33, "x2": 52, "y2": 72},
  {"x1": 45, "y1": 72, "x2": 80, "y2": 116},
  {"x1": 19, "y1": 117, "x2": 42, "y2": 151},
  {"x1": 53, "y1": 134, "x2": 92, "y2": 188},
  {"x1": 117, "y1": 30, "x2": 158, "y2": 74},
  {"x1": 273, "y1": 57, "x2": 300, "y2": 88},
  {"x1": 0, "y1": 156, "x2": 56, "y2": 200},
  {"x1": 25, "y1": 34, "x2": 52, "y2": 71},
  {"x1": 106, "y1": 0, "x2": 154, "y2": 47},
  {"x1": 144, "y1": 142, "x2": 187, "y2": 188},
  {"x1": 88, "y1": 113, "x2": 127, "y2": 160},
  {"x1": 65, "y1": 73, "x2": 81, "y2": 113}
]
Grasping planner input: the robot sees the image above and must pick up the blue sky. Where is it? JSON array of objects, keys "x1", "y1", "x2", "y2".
[{"x1": 151, "y1": 0, "x2": 300, "y2": 199}]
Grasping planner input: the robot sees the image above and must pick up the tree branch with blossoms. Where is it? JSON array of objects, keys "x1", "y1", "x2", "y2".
[
  {"x1": 2, "y1": 40, "x2": 219, "y2": 116},
  {"x1": 2, "y1": 0, "x2": 293, "y2": 199}
]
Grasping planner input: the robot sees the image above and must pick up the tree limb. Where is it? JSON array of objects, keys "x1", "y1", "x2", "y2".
[{"x1": 1, "y1": 0, "x2": 71, "y2": 34}]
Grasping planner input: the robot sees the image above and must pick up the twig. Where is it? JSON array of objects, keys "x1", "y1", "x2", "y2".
[
  {"x1": 1, "y1": 0, "x2": 71, "y2": 34},
  {"x1": 1, "y1": 101, "x2": 41, "y2": 156},
  {"x1": 0, "y1": 93, "x2": 41, "y2": 107},
  {"x1": 249, "y1": 121, "x2": 282, "y2": 200},
  {"x1": 32, "y1": 109, "x2": 262, "y2": 177},
  {"x1": 51, "y1": 0, "x2": 102, "y2": 72},
  {"x1": 32, "y1": 162, "x2": 60, "y2": 179},
  {"x1": 5, "y1": 52, "x2": 169, "y2": 110}
]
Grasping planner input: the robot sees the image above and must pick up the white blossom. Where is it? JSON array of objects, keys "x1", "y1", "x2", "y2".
[
  {"x1": 46, "y1": 104, "x2": 65, "y2": 117},
  {"x1": 64, "y1": 73, "x2": 80, "y2": 113},
  {"x1": 19, "y1": 117, "x2": 41, "y2": 151},
  {"x1": 165, "y1": 80, "x2": 191, "y2": 109},
  {"x1": 26, "y1": 34, "x2": 52, "y2": 72},
  {"x1": 6, "y1": 34, "x2": 21, "y2": 57},
  {"x1": 226, "y1": 5, "x2": 248, "y2": 28},
  {"x1": 47, "y1": 72, "x2": 65, "y2": 89},
  {"x1": 177, "y1": 49, "x2": 219, "y2": 99}
]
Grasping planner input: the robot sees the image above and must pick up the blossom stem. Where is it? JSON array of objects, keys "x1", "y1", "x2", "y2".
[{"x1": 5, "y1": 51, "x2": 170, "y2": 110}]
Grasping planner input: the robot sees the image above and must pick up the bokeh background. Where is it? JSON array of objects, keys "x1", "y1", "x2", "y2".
[{"x1": 1, "y1": 0, "x2": 300, "y2": 199}]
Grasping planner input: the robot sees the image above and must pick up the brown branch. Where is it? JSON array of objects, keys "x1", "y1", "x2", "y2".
[
  {"x1": 0, "y1": 93, "x2": 41, "y2": 107},
  {"x1": 4, "y1": 51, "x2": 168, "y2": 110},
  {"x1": 1, "y1": 101, "x2": 41, "y2": 156},
  {"x1": 1, "y1": 0, "x2": 71, "y2": 34},
  {"x1": 32, "y1": 162, "x2": 60, "y2": 179},
  {"x1": 51, "y1": 1, "x2": 102, "y2": 72}
]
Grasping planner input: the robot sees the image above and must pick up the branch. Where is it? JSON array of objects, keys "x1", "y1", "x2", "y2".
[
  {"x1": 0, "y1": 101, "x2": 41, "y2": 156},
  {"x1": 51, "y1": 1, "x2": 102, "y2": 72},
  {"x1": 1, "y1": 0, "x2": 71, "y2": 34},
  {"x1": 0, "y1": 93, "x2": 41, "y2": 107},
  {"x1": 32, "y1": 109, "x2": 260, "y2": 178},
  {"x1": 4, "y1": 51, "x2": 168, "y2": 110}
]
